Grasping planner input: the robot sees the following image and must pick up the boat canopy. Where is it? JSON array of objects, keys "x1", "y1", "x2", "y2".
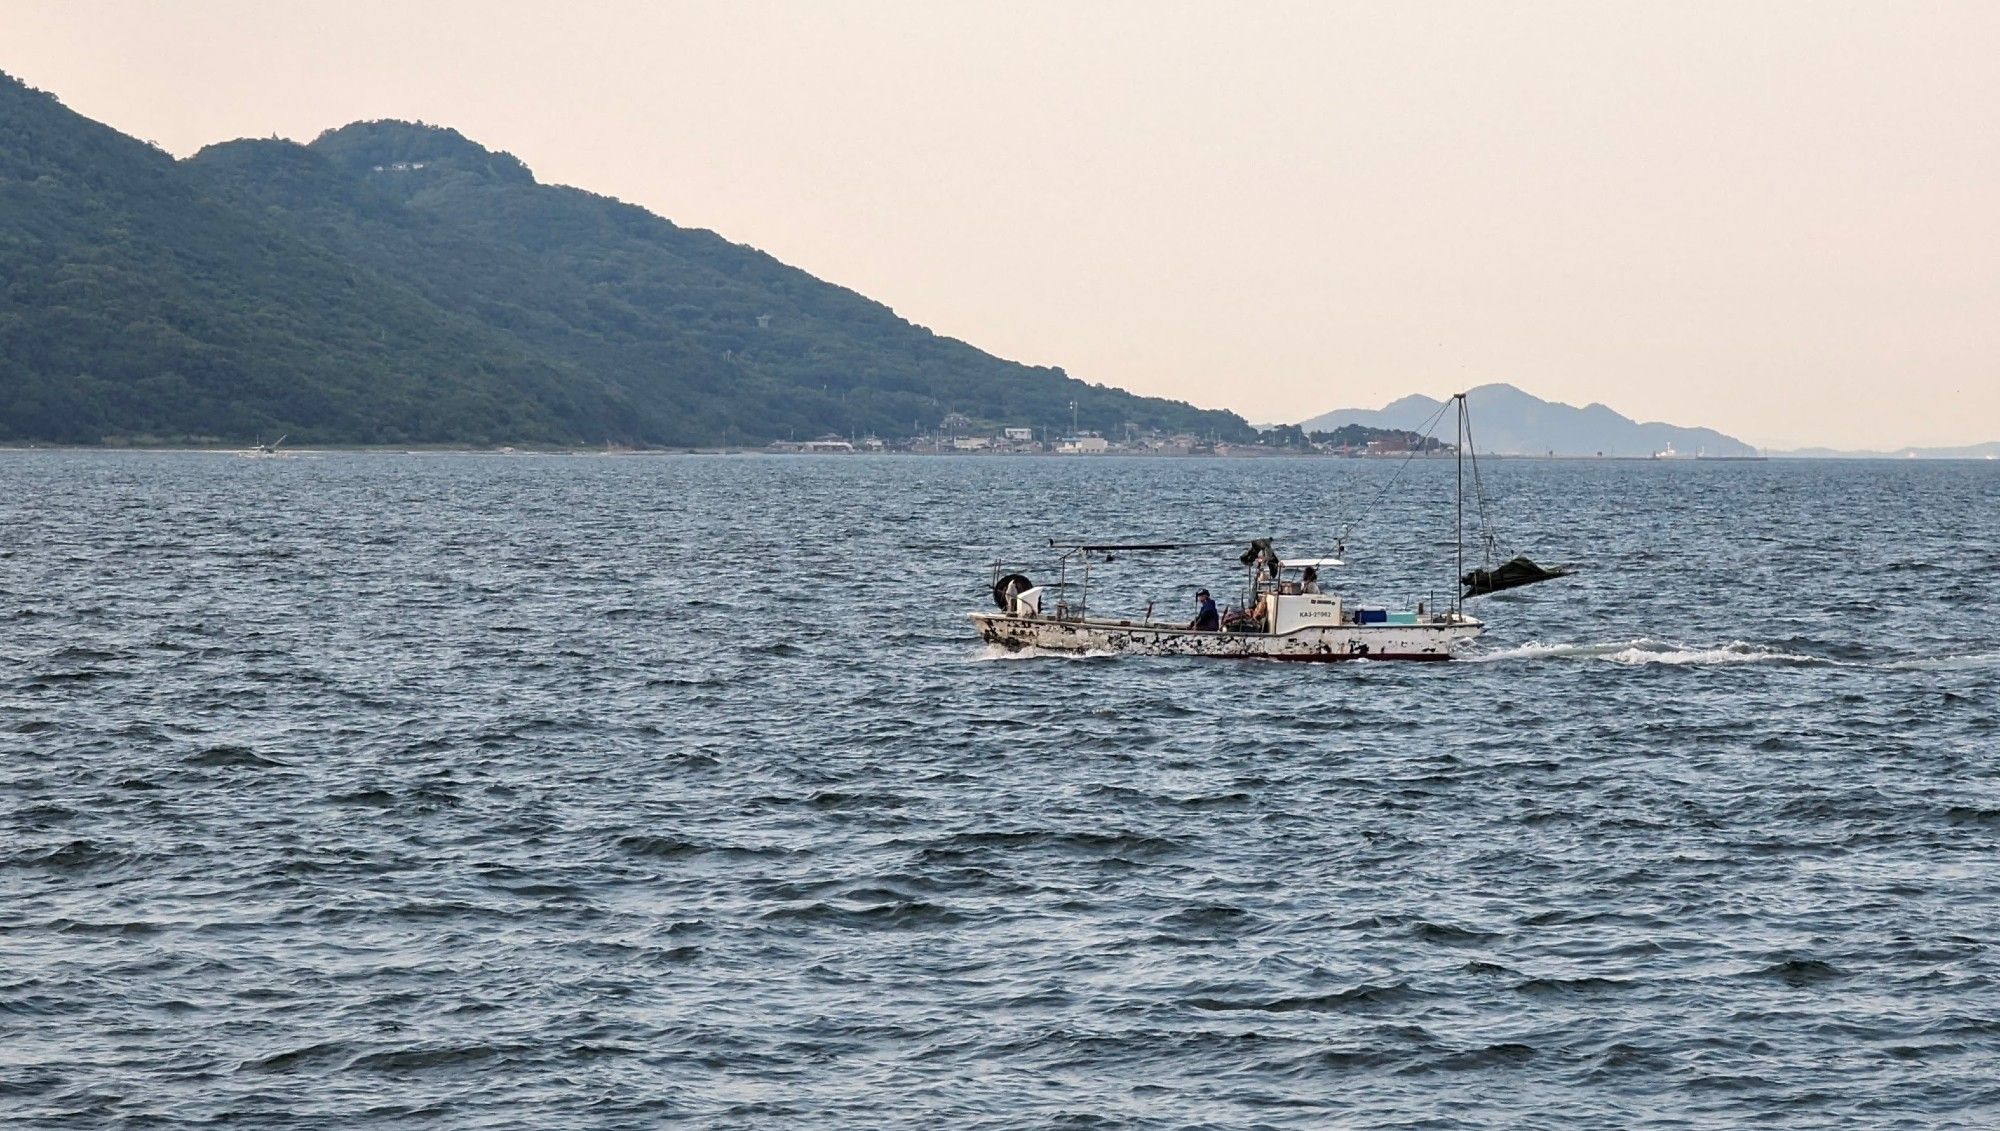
[
  {"x1": 1279, "y1": 558, "x2": 1344, "y2": 569},
  {"x1": 1051, "y1": 538, "x2": 1244, "y2": 552}
]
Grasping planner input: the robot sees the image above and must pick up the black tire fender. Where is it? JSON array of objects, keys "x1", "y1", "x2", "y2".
[{"x1": 992, "y1": 573, "x2": 1034, "y2": 611}]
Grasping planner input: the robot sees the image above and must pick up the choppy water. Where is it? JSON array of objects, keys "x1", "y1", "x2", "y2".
[{"x1": 4, "y1": 451, "x2": 1997, "y2": 1128}]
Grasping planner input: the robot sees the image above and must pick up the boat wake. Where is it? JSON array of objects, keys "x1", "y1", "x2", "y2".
[
  {"x1": 974, "y1": 637, "x2": 2000, "y2": 671},
  {"x1": 1878, "y1": 651, "x2": 2000, "y2": 672},
  {"x1": 973, "y1": 644, "x2": 1124, "y2": 662},
  {"x1": 1469, "y1": 637, "x2": 1826, "y2": 667}
]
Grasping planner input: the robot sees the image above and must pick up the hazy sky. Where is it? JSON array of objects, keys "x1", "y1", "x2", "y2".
[{"x1": 8, "y1": 1, "x2": 1998, "y2": 447}]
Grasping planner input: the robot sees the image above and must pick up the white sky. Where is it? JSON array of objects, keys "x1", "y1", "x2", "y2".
[{"x1": 7, "y1": 0, "x2": 1998, "y2": 448}]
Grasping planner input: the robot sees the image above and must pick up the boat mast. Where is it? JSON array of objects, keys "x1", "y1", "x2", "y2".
[{"x1": 1454, "y1": 393, "x2": 1465, "y2": 619}]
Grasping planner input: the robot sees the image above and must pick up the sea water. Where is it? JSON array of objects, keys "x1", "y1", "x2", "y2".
[{"x1": 3, "y1": 451, "x2": 1996, "y2": 1127}]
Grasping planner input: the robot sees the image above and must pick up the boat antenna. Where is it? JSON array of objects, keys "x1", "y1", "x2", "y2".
[{"x1": 1455, "y1": 393, "x2": 1465, "y2": 618}]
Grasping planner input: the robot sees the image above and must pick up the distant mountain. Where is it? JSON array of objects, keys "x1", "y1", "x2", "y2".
[
  {"x1": 0, "y1": 72, "x2": 1253, "y2": 446},
  {"x1": 1298, "y1": 383, "x2": 1757, "y2": 457},
  {"x1": 1771, "y1": 441, "x2": 2000, "y2": 459}
]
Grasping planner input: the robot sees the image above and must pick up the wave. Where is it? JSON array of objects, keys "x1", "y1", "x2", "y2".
[
  {"x1": 344, "y1": 1043, "x2": 531, "y2": 1072},
  {"x1": 182, "y1": 745, "x2": 287, "y2": 768},
  {"x1": 1407, "y1": 920, "x2": 1503, "y2": 945},
  {"x1": 8, "y1": 839, "x2": 155, "y2": 872},
  {"x1": 1186, "y1": 980, "x2": 1423, "y2": 1013},
  {"x1": 758, "y1": 899, "x2": 966, "y2": 928},
  {"x1": 1421, "y1": 1042, "x2": 1541, "y2": 1071},
  {"x1": 1753, "y1": 958, "x2": 1845, "y2": 986},
  {"x1": 240, "y1": 1040, "x2": 353, "y2": 1074}
]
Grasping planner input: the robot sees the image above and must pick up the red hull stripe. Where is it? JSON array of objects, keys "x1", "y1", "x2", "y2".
[{"x1": 1244, "y1": 652, "x2": 1453, "y2": 663}]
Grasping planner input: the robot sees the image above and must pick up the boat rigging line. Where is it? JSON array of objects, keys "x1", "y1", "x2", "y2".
[
  {"x1": 1325, "y1": 394, "x2": 1454, "y2": 558},
  {"x1": 1451, "y1": 393, "x2": 1574, "y2": 598},
  {"x1": 1316, "y1": 390, "x2": 1565, "y2": 606},
  {"x1": 1460, "y1": 395, "x2": 1499, "y2": 569}
]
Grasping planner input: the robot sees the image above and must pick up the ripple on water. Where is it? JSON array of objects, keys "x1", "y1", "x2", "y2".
[{"x1": 1, "y1": 452, "x2": 1997, "y2": 1128}]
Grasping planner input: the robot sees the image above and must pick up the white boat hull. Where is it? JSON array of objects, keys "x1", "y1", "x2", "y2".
[{"x1": 969, "y1": 612, "x2": 1482, "y2": 662}]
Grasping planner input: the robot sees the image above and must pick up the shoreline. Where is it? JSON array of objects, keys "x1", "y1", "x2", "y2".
[{"x1": 6, "y1": 444, "x2": 1991, "y2": 461}]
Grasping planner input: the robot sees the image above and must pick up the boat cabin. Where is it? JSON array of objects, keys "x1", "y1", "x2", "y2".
[{"x1": 1253, "y1": 557, "x2": 1344, "y2": 633}]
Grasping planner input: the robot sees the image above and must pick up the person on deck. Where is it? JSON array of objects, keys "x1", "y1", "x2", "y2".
[
  {"x1": 1300, "y1": 567, "x2": 1320, "y2": 594},
  {"x1": 1189, "y1": 589, "x2": 1219, "y2": 631}
]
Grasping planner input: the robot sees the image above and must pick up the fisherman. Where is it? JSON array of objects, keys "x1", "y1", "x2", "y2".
[
  {"x1": 1300, "y1": 566, "x2": 1320, "y2": 594},
  {"x1": 1189, "y1": 588, "x2": 1219, "y2": 631}
]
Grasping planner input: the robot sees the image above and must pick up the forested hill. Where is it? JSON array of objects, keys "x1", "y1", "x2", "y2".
[{"x1": 0, "y1": 73, "x2": 1253, "y2": 446}]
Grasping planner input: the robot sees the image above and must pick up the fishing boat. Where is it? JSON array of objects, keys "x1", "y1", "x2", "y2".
[
  {"x1": 972, "y1": 544, "x2": 1479, "y2": 661},
  {"x1": 968, "y1": 392, "x2": 1565, "y2": 661}
]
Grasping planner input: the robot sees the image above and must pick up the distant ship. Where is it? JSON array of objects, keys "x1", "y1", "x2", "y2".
[{"x1": 1651, "y1": 442, "x2": 1681, "y2": 460}]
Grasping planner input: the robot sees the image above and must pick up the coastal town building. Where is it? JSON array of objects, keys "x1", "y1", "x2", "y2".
[{"x1": 1058, "y1": 433, "x2": 1110, "y2": 454}]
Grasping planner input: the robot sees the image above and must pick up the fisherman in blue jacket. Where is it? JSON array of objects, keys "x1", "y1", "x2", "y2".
[{"x1": 1189, "y1": 589, "x2": 1219, "y2": 631}]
